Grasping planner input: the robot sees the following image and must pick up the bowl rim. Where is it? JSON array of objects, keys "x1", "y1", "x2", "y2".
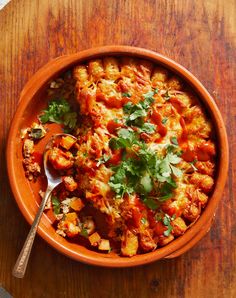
[{"x1": 6, "y1": 45, "x2": 229, "y2": 267}]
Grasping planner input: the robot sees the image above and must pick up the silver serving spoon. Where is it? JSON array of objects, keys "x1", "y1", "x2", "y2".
[{"x1": 12, "y1": 133, "x2": 77, "y2": 278}]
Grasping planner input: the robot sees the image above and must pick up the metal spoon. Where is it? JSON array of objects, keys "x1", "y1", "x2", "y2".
[{"x1": 12, "y1": 133, "x2": 77, "y2": 278}]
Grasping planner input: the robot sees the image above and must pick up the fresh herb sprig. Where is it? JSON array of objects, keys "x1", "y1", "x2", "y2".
[
  {"x1": 108, "y1": 128, "x2": 182, "y2": 206},
  {"x1": 39, "y1": 99, "x2": 77, "y2": 131},
  {"x1": 163, "y1": 214, "x2": 176, "y2": 236},
  {"x1": 51, "y1": 196, "x2": 60, "y2": 215},
  {"x1": 96, "y1": 154, "x2": 111, "y2": 167},
  {"x1": 123, "y1": 90, "x2": 157, "y2": 129}
]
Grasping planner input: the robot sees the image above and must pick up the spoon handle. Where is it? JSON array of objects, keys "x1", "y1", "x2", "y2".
[{"x1": 12, "y1": 187, "x2": 52, "y2": 278}]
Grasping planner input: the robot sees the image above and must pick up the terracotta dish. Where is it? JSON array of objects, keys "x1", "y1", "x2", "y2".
[{"x1": 7, "y1": 46, "x2": 228, "y2": 267}]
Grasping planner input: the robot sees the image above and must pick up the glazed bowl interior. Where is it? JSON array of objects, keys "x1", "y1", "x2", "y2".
[{"x1": 7, "y1": 46, "x2": 228, "y2": 267}]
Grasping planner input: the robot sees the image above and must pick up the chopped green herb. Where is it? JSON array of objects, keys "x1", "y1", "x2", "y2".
[
  {"x1": 158, "y1": 179, "x2": 176, "y2": 201},
  {"x1": 189, "y1": 159, "x2": 198, "y2": 171},
  {"x1": 141, "y1": 217, "x2": 147, "y2": 224},
  {"x1": 153, "y1": 88, "x2": 159, "y2": 94},
  {"x1": 129, "y1": 109, "x2": 147, "y2": 121},
  {"x1": 166, "y1": 144, "x2": 183, "y2": 157},
  {"x1": 109, "y1": 129, "x2": 139, "y2": 150},
  {"x1": 80, "y1": 228, "x2": 88, "y2": 238},
  {"x1": 159, "y1": 152, "x2": 182, "y2": 178},
  {"x1": 163, "y1": 214, "x2": 174, "y2": 236},
  {"x1": 171, "y1": 136, "x2": 179, "y2": 146},
  {"x1": 123, "y1": 90, "x2": 155, "y2": 127},
  {"x1": 97, "y1": 154, "x2": 110, "y2": 166},
  {"x1": 63, "y1": 112, "x2": 77, "y2": 129},
  {"x1": 139, "y1": 172, "x2": 153, "y2": 194},
  {"x1": 108, "y1": 157, "x2": 141, "y2": 198},
  {"x1": 39, "y1": 99, "x2": 77, "y2": 131},
  {"x1": 176, "y1": 149, "x2": 183, "y2": 157},
  {"x1": 143, "y1": 198, "x2": 158, "y2": 210},
  {"x1": 51, "y1": 196, "x2": 60, "y2": 215},
  {"x1": 39, "y1": 99, "x2": 70, "y2": 123},
  {"x1": 138, "y1": 123, "x2": 156, "y2": 134},
  {"x1": 155, "y1": 213, "x2": 163, "y2": 222},
  {"x1": 143, "y1": 90, "x2": 156, "y2": 102},
  {"x1": 122, "y1": 92, "x2": 132, "y2": 98},
  {"x1": 161, "y1": 117, "x2": 168, "y2": 125},
  {"x1": 108, "y1": 127, "x2": 182, "y2": 202}
]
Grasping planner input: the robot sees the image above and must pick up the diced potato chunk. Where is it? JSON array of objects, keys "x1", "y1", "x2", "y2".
[
  {"x1": 65, "y1": 212, "x2": 78, "y2": 223},
  {"x1": 139, "y1": 230, "x2": 157, "y2": 252},
  {"x1": 57, "y1": 213, "x2": 80, "y2": 238},
  {"x1": 158, "y1": 234, "x2": 174, "y2": 246},
  {"x1": 89, "y1": 232, "x2": 101, "y2": 246},
  {"x1": 60, "y1": 136, "x2": 77, "y2": 150},
  {"x1": 66, "y1": 222, "x2": 81, "y2": 237},
  {"x1": 121, "y1": 230, "x2": 138, "y2": 257},
  {"x1": 70, "y1": 198, "x2": 84, "y2": 211},
  {"x1": 63, "y1": 176, "x2": 78, "y2": 192},
  {"x1": 23, "y1": 139, "x2": 34, "y2": 158},
  {"x1": 98, "y1": 239, "x2": 111, "y2": 251},
  {"x1": 48, "y1": 148, "x2": 74, "y2": 170},
  {"x1": 171, "y1": 217, "x2": 187, "y2": 236}
]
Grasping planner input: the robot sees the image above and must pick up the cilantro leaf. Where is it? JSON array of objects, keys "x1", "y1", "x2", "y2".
[
  {"x1": 63, "y1": 112, "x2": 77, "y2": 129},
  {"x1": 143, "y1": 198, "x2": 158, "y2": 210},
  {"x1": 123, "y1": 102, "x2": 133, "y2": 114},
  {"x1": 159, "y1": 178, "x2": 176, "y2": 201},
  {"x1": 39, "y1": 99, "x2": 77, "y2": 131},
  {"x1": 189, "y1": 159, "x2": 198, "y2": 171},
  {"x1": 40, "y1": 99, "x2": 70, "y2": 123},
  {"x1": 129, "y1": 109, "x2": 147, "y2": 121},
  {"x1": 171, "y1": 136, "x2": 179, "y2": 146},
  {"x1": 109, "y1": 129, "x2": 139, "y2": 150},
  {"x1": 123, "y1": 90, "x2": 155, "y2": 127},
  {"x1": 80, "y1": 228, "x2": 88, "y2": 238},
  {"x1": 143, "y1": 90, "x2": 155, "y2": 103},
  {"x1": 122, "y1": 92, "x2": 131, "y2": 98},
  {"x1": 167, "y1": 152, "x2": 181, "y2": 164},
  {"x1": 141, "y1": 217, "x2": 147, "y2": 224},
  {"x1": 138, "y1": 123, "x2": 156, "y2": 134},
  {"x1": 153, "y1": 88, "x2": 159, "y2": 94},
  {"x1": 51, "y1": 196, "x2": 60, "y2": 215},
  {"x1": 163, "y1": 214, "x2": 174, "y2": 236},
  {"x1": 161, "y1": 117, "x2": 168, "y2": 125},
  {"x1": 108, "y1": 158, "x2": 140, "y2": 198},
  {"x1": 170, "y1": 165, "x2": 182, "y2": 177},
  {"x1": 159, "y1": 152, "x2": 182, "y2": 178},
  {"x1": 139, "y1": 173, "x2": 153, "y2": 194},
  {"x1": 96, "y1": 154, "x2": 110, "y2": 166}
]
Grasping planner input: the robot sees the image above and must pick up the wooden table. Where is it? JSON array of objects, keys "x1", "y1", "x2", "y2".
[{"x1": 0, "y1": 1, "x2": 235, "y2": 297}]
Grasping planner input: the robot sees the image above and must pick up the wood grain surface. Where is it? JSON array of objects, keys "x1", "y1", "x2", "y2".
[{"x1": 0, "y1": 1, "x2": 235, "y2": 297}]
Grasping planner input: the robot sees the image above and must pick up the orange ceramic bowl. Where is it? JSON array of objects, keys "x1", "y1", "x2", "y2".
[{"x1": 7, "y1": 46, "x2": 228, "y2": 267}]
